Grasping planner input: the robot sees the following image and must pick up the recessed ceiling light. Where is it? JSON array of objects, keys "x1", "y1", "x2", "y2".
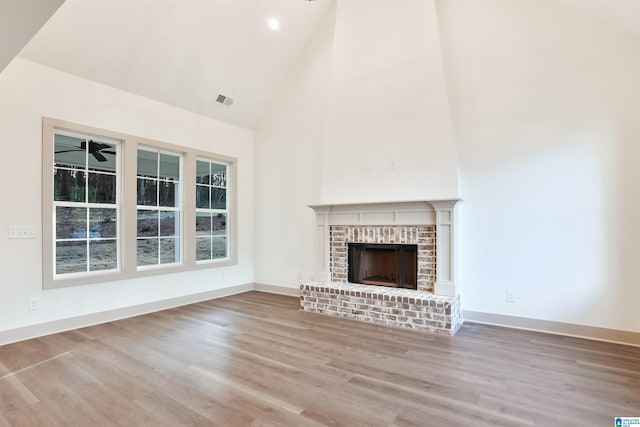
[{"x1": 268, "y1": 18, "x2": 280, "y2": 31}]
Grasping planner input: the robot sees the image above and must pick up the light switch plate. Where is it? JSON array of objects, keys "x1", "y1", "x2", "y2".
[{"x1": 8, "y1": 226, "x2": 36, "y2": 239}]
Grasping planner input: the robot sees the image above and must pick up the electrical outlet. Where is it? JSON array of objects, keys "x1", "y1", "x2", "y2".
[
  {"x1": 506, "y1": 291, "x2": 516, "y2": 303},
  {"x1": 28, "y1": 297, "x2": 40, "y2": 311}
]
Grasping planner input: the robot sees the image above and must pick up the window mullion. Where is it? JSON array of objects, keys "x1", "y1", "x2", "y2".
[
  {"x1": 136, "y1": 148, "x2": 182, "y2": 269},
  {"x1": 44, "y1": 117, "x2": 236, "y2": 289},
  {"x1": 51, "y1": 129, "x2": 120, "y2": 279}
]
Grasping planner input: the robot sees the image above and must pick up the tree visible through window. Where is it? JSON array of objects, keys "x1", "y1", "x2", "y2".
[
  {"x1": 53, "y1": 131, "x2": 119, "y2": 275},
  {"x1": 44, "y1": 117, "x2": 236, "y2": 289},
  {"x1": 136, "y1": 148, "x2": 182, "y2": 267},
  {"x1": 196, "y1": 159, "x2": 228, "y2": 261}
]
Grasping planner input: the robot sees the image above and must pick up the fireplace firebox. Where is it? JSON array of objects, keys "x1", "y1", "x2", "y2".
[{"x1": 347, "y1": 243, "x2": 417, "y2": 289}]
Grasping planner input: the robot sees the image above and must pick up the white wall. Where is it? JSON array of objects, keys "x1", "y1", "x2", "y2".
[
  {"x1": 0, "y1": 58, "x2": 254, "y2": 336},
  {"x1": 254, "y1": 0, "x2": 462, "y2": 288},
  {"x1": 10, "y1": 0, "x2": 637, "y2": 338},
  {"x1": 255, "y1": 0, "x2": 640, "y2": 335},
  {"x1": 253, "y1": 3, "x2": 336, "y2": 287},
  {"x1": 320, "y1": 0, "x2": 459, "y2": 204},
  {"x1": 437, "y1": 0, "x2": 640, "y2": 331}
]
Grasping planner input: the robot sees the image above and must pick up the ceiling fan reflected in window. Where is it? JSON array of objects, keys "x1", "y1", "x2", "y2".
[{"x1": 55, "y1": 140, "x2": 116, "y2": 162}]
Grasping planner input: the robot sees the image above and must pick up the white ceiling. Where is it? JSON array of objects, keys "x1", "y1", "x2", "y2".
[
  {"x1": 0, "y1": 0, "x2": 65, "y2": 73},
  {"x1": 18, "y1": 0, "x2": 334, "y2": 129},
  {"x1": 559, "y1": 0, "x2": 640, "y2": 38},
  {"x1": 8, "y1": 0, "x2": 640, "y2": 130}
]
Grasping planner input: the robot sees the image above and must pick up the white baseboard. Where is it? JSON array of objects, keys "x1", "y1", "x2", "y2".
[
  {"x1": 7, "y1": 287, "x2": 636, "y2": 348},
  {"x1": 0, "y1": 283, "x2": 253, "y2": 346},
  {"x1": 253, "y1": 282, "x2": 301, "y2": 297},
  {"x1": 464, "y1": 310, "x2": 640, "y2": 347}
]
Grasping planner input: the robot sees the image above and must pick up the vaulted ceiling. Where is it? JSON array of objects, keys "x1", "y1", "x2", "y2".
[
  {"x1": 17, "y1": 0, "x2": 333, "y2": 129},
  {"x1": 0, "y1": 0, "x2": 65, "y2": 73},
  {"x1": 3, "y1": 0, "x2": 639, "y2": 130},
  {"x1": 558, "y1": 0, "x2": 640, "y2": 38}
]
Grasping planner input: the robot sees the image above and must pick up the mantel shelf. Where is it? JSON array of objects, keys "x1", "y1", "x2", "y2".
[
  {"x1": 307, "y1": 198, "x2": 461, "y2": 211},
  {"x1": 310, "y1": 198, "x2": 460, "y2": 297}
]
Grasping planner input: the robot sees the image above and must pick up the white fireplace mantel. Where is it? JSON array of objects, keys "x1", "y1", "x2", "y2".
[{"x1": 308, "y1": 199, "x2": 460, "y2": 296}]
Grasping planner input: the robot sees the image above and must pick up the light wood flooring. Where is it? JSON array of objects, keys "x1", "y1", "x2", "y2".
[{"x1": 0, "y1": 291, "x2": 639, "y2": 426}]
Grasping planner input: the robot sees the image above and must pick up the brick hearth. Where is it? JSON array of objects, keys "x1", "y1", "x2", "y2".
[
  {"x1": 300, "y1": 282, "x2": 462, "y2": 335},
  {"x1": 306, "y1": 200, "x2": 461, "y2": 335}
]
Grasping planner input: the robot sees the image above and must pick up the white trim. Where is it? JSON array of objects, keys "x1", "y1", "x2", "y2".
[
  {"x1": 432, "y1": 200, "x2": 459, "y2": 295},
  {"x1": 0, "y1": 283, "x2": 253, "y2": 347},
  {"x1": 253, "y1": 283, "x2": 301, "y2": 296},
  {"x1": 194, "y1": 157, "x2": 230, "y2": 263},
  {"x1": 434, "y1": 281, "x2": 456, "y2": 297},
  {"x1": 3, "y1": 288, "x2": 639, "y2": 348},
  {"x1": 309, "y1": 200, "x2": 460, "y2": 296},
  {"x1": 43, "y1": 117, "x2": 239, "y2": 289},
  {"x1": 464, "y1": 310, "x2": 640, "y2": 348}
]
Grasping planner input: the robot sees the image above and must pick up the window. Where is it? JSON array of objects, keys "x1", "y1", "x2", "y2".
[
  {"x1": 42, "y1": 117, "x2": 237, "y2": 289},
  {"x1": 196, "y1": 159, "x2": 229, "y2": 262},
  {"x1": 136, "y1": 148, "x2": 182, "y2": 267},
  {"x1": 53, "y1": 130, "x2": 120, "y2": 276}
]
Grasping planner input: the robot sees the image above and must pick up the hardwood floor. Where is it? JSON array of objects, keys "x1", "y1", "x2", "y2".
[{"x1": 0, "y1": 291, "x2": 639, "y2": 426}]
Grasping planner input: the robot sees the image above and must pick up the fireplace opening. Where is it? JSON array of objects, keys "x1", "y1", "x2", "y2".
[{"x1": 347, "y1": 243, "x2": 417, "y2": 289}]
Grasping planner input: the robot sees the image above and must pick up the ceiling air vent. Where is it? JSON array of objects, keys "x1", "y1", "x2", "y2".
[{"x1": 215, "y1": 94, "x2": 234, "y2": 107}]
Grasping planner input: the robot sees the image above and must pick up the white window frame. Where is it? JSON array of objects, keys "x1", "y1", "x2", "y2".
[
  {"x1": 42, "y1": 117, "x2": 237, "y2": 289},
  {"x1": 51, "y1": 129, "x2": 122, "y2": 278},
  {"x1": 136, "y1": 146, "x2": 184, "y2": 270},
  {"x1": 195, "y1": 158, "x2": 231, "y2": 263}
]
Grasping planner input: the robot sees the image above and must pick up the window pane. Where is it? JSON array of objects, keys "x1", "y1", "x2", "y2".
[
  {"x1": 212, "y1": 188, "x2": 226, "y2": 210},
  {"x1": 195, "y1": 160, "x2": 228, "y2": 263},
  {"x1": 137, "y1": 210, "x2": 158, "y2": 237},
  {"x1": 159, "y1": 153, "x2": 180, "y2": 180},
  {"x1": 196, "y1": 212, "x2": 212, "y2": 236},
  {"x1": 160, "y1": 211, "x2": 178, "y2": 237},
  {"x1": 137, "y1": 178, "x2": 157, "y2": 206},
  {"x1": 196, "y1": 237, "x2": 212, "y2": 261},
  {"x1": 56, "y1": 241, "x2": 87, "y2": 274},
  {"x1": 89, "y1": 240, "x2": 117, "y2": 271},
  {"x1": 158, "y1": 181, "x2": 176, "y2": 207},
  {"x1": 88, "y1": 141, "x2": 117, "y2": 173},
  {"x1": 160, "y1": 238, "x2": 178, "y2": 264},
  {"x1": 90, "y1": 208, "x2": 117, "y2": 239},
  {"x1": 52, "y1": 130, "x2": 121, "y2": 279},
  {"x1": 196, "y1": 185, "x2": 210, "y2": 209},
  {"x1": 212, "y1": 236, "x2": 227, "y2": 259},
  {"x1": 211, "y1": 163, "x2": 226, "y2": 187},
  {"x1": 54, "y1": 134, "x2": 86, "y2": 169},
  {"x1": 213, "y1": 213, "x2": 227, "y2": 236},
  {"x1": 56, "y1": 207, "x2": 87, "y2": 239},
  {"x1": 137, "y1": 149, "x2": 158, "y2": 178},
  {"x1": 137, "y1": 239, "x2": 158, "y2": 266},
  {"x1": 196, "y1": 160, "x2": 210, "y2": 184},
  {"x1": 88, "y1": 173, "x2": 116, "y2": 204},
  {"x1": 54, "y1": 169, "x2": 86, "y2": 202}
]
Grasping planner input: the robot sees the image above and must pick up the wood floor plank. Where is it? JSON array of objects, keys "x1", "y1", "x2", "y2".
[{"x1": 1, "y1": 291, "x2": 639, "y2": 426}]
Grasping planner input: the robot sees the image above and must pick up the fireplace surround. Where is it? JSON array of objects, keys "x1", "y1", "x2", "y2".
[
  {"x1": 332, "y1": 225, "x2": 434, "y2": 291},
  {"x1": 301, "y1": 200, "x2": 462, "y2": 335}
]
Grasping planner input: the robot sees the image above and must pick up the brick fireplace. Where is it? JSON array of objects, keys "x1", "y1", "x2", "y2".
[
  {"x1": 330, "y1": 225, "x2": 435, "y2": 291},
  {"x1": 301, "y1": 200, "x2": 462, "y2": 335}
]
